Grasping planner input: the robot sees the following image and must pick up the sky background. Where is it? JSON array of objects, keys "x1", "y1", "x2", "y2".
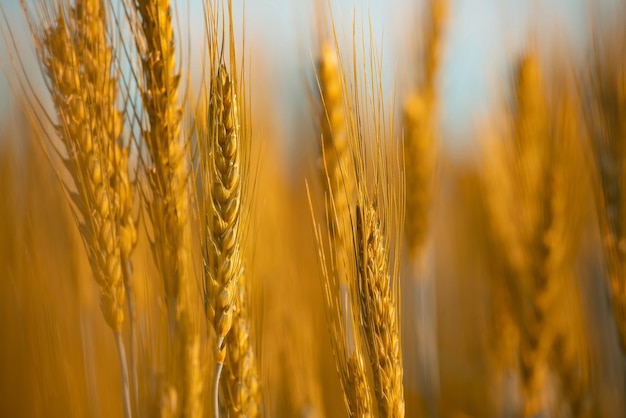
[{"x1": 0, "y1": 0, "x2": 623, "y2": 156}]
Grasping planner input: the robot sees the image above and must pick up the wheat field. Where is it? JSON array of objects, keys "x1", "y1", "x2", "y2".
[{"x1": 0, "y1": 0, "x2": 625, "y2": 417}]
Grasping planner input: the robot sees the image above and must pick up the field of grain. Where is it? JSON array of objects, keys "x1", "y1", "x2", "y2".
[{"x1": 0, "y1": 0, "x2": 625, "y2": 417}]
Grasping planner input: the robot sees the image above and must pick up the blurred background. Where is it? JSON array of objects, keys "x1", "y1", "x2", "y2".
[{"x1": 1, "y1": 0, "x2": 620, "y2": 153}]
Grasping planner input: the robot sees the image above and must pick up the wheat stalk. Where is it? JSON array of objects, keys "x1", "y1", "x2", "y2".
[{"x1": 180, "y1": 314, "x2": 204, "y2": 418}]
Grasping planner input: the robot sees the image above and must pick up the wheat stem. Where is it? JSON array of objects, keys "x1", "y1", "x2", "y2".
[
  {"x1": 115, "y1": 331, "x2": 132, "y2": 418},
  {"x1": 214, "y1": 362, "x2": 224, "y2": 418},
  {"x1": 122, "y1": 257, "x2": 138, "y2": 414}
]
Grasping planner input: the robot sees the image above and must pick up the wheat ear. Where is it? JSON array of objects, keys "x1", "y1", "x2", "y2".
[
  {"x1": 33, "y1": 0, "x2": 134, "y2": 416},
  {"x1": 356, "y1": 203, "x2": 405, "y2": 418},
  {"x1": 316, "y1": 42, "x2": 372, "y2": 417},
  {"x1": 319, "y1": 43, "x2": 353, "y2": 265},
  {"x1": 509, "y1": 53, "x2": 577, "y2": 418},
  {"x1": 480, "y1": 104, "x2": 523, "y2": 382},
  {"x1": 480, "y1": 53, "x2": 551, "y2": 417},
  {"x1": 197, "y1": 1, "x2": 261, "y2": 414},
  {"x1": 133, "y1": 0, "x2": 190, "y2": 330},
  {"x1": 403, "y1": 0, "x2": 446, "y2": 259},
  {"x1": 402, "y1": 94, "x2": 436, "y2": 260},
  {"x1": 582, "y1": 31, "x2": 626, "y2": 352},
  {"x1": 207, "y1": 63, "x2": 241, "y2": 362},
  {"x1": 131, "y1": 1, "x2": 199, "y2": 417},
  {"x1": 549, "y1": 89, "x2": 591, "y2": 418},
  {"x1": 203, "y1": 63, "x2": 244, "y2": 418}
]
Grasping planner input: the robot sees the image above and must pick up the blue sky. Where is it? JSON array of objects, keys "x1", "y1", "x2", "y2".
[{"x1": 0, "y1": 0, "x2": 622, "y2": 154}]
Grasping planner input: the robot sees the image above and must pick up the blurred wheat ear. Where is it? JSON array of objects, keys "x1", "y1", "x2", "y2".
[
  {"x1": 126, "y1": 0, "x2": 201, "y2": 416},
  {"x1": 312, "y1": 38, "x2": 372, "y2": 417}
]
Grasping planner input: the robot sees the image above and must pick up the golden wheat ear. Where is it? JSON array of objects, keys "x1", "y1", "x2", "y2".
[
  {"x1": 23, "y1": 0, "x2": 136, "y2": 417},
  {"x1": 581, "y1": 21, "x2": 626, "y2": 356},
  {"x1": 355, "y1": 203, "x2": 405, "y2": 418},
  {"x1": 127, "y1": 0, "x2": 200, "y2": 417},
  {"x1": 131, "y1": 0, "x2": 190, "y2": 332},
  {"x1": 203, "y1": 61, "x2": 247, "y2": 418},
  {"x1": 206, "y1": 63, "x2": 242, "y2": 363},
  {"x1": 195, "y1": 1, "x2": 260, "y2": 415},
  {"x1": 311, "y1": 38, "x2": 373, "y2": 418}
]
